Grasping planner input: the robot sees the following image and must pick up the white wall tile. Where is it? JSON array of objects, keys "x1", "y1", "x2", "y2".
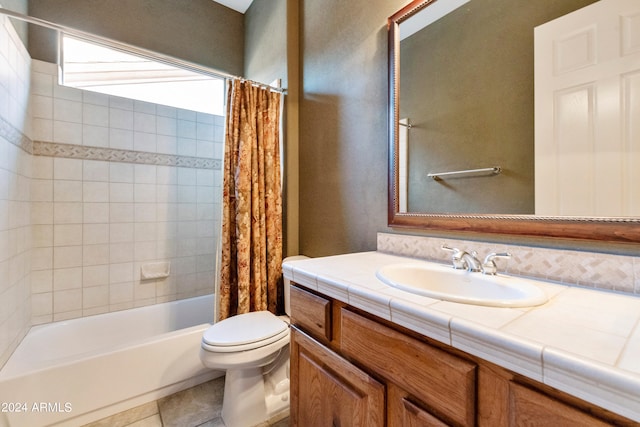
[
  {"x1": 83, "y1": 125, "x2": 109, "y2": 148},
  {"x1": 109, "y1": 128, "x2": 133, "y2": 150},
  {"x1": 53, "y1": 202, "x2": 83, "y2": 224},
  {"x1": 83, "y1": 284, "x2": 109, "y2": 309},
  {"x1": 110, "y1": 182, "x2": 134, "y2": 203},
  {"x1": 177, "y1": 137, "x2": 197, "y2": 156},
  {"x1": 134, "y1": 112, "x2": 156, "y2": 133},
  {"x1": 135, "y1": 183, "x2": 156, "y2": 203},
  {"x1": 83, "y1": 104, "x2": 109, "y2": 127},
  {"x1": 83, "y1": 160, "x2": 109, "y2": 182},
  {"x1": 32, "y1": 224, "x2": 53, "y2": 248},
  {"x1": 83, "y1": 243, "x2": 109, "y2": 266},
  {"x1": 32, "y1": 156, "x2": 53, "y2": 179},
  {"x1": 83, "y1": 223, "x2": 109, "y2": 245},
  {"x1": 134, "y1": 164, "x2": 156, "y2": 184},
  {"x1": 32, "y1": 118, "x2": 53, "y2": 141},
  {"x1": 157, "y1": 135, "x2": 177, "y2": 154},
  {"x1": 109, "y1": 96, "x2": 133, "y2": 111},
  {"x1": 31, "y1": 94, "x2": 53, "y2": 119},
  {"x1": 111, "y1": 223, "x2": 134, "y2": 243},
  {"x1": 31, "y1": 179, "x2": 53, "y2": 202},
  {"x1": 53, "y1": 121, "x2": 83, "y2": 145},
  {"x1": 110, "y1": 262, "x2": 134, "y2": 284},
  {"x1": 22, "y1": 60, "x2": 224, "y2": 328},
  {"x1": 53, "y1": 245, "x2": 83, "y2": 269},
  {"x1": 110, "y1": 203, "x2": 134, "y2": 223},
  {"x1": 53, "y1": 180, "x2": 83, "y2": 202},
  {"x1": 31, "y1": 270, "x2": 53, "y2": 293},
  {"x1": 83, "y1": 182, "x2": 109, "y2": 202},
  {"x1": 53, "y1": 289, "x2": 82, "y2": 314},
  {"x1": 110, "y1": 242, "x2": 134, "y2": 263},
  {"x1": 53, "y1": 267, "x2": 82, "y2": 291},
  {"x1": 83, "y1": 90, "x2": 109, "y2": 106},
  {"x1": 54, "y1": 158, "x2": 83, "y2": 180},
  {"x1": 110, "y1": 163, "x2": 134, "y2": 183},
  {"x1": 53, "y1": 224, "x2": 82, "y2": 246},
  {"x1": 54, "y1": 98, "x2": 82, "y2": 123},
  {"x1": 53, "y1": 84, "x2": 82, "y2": 102},
  {"x1": 110, "y1": 107, "x2": 134, "y2": 130},
  {"x1": 32, "y1": 201, "x2": 53, "y2": 225},
  {"x1": 83, "y1": 265, "x2": 109, "y2": 286},
  {"x1": 133, "y1": 131, "x2": 156, "y2": 152},
  {"x1": 31, "y1": 292, "x2": 52, "y2": 317},
  {"x1": 31, "y1": 72, "x2": 53, "y2": 97},
  {"x1": 83, "y1": 203, "x2": 109, "y2": 223}
]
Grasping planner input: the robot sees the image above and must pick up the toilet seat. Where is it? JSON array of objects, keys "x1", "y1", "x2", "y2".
[{"x1": 202, "y1": 311, "x2": 289, "y2": 353}]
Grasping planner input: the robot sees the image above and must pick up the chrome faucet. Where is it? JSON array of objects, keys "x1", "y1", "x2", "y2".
[
  {"x1": 481, "y1": 252, "x2": 511, "y2": 275},
  {"x1": 441, "y1": 245, "x2": 481, "y2": 272},
  {"x1": 461, "y1": 251, "x2": 482, "y2": 272},
  {"x1": 442, "y1": 245, "x2": 510, "y2": 274}
]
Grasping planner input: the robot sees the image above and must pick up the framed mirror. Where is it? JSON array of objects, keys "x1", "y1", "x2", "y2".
[{"x1": 388, "y1": 0, "x2": 640, "y2": 244}]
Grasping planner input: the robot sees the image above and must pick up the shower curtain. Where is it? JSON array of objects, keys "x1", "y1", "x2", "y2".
[{"x1": 218, "y1": 79, "x2": 284, "y2": 321}]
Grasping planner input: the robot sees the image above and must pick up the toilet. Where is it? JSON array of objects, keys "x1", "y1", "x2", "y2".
[{"x1": 200, "y1": 256, "x2": 307, "y2": 427}]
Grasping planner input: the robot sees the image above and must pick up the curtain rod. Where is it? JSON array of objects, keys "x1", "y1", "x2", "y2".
[{"x1": 0, "y1": 7, "x2": 286, "y2": 94}]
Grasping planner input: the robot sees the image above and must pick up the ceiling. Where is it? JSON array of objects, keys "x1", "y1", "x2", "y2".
[{"x1": 214, "y1": 0, "x2": 254, "y2": 13}]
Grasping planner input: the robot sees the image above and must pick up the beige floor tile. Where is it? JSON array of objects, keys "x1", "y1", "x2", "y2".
[
  {"x1": 158, "y1": 377, "x2": 224, "y2": 427},
  {"x1": 83, "y1": 401, "x2": 159, "y2": 427}
]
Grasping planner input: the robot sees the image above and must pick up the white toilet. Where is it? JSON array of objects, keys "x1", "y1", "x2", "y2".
[{"x1": 200, "y1": 256, "x2": 307, "y2": 427}]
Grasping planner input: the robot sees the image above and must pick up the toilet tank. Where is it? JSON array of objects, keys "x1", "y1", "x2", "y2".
[{"x1": 282, "y1": 255, "x2": 309, "y2": 316}]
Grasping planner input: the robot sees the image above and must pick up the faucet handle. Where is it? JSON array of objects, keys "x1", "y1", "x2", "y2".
[
  {"x1": 482, "y1": 252, "x2": 511, "y2": 275},
  {"x1": 441, "y1": 244, "x2": 466, "y2": 269}
]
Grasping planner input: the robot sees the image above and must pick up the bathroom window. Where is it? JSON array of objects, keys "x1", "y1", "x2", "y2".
[{"x1": 60, "y1": 35, "x2": 225, "y2": 115}]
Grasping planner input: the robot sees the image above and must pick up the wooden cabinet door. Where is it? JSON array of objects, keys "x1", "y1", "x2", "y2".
[
  {"x1": 509, "y1": 382, "x2": 612, "y2": 427},
  {"x1": 290, "y1": 327, "x2": 385, "y2": 427},
  {"x1": 388, "y1": 384, "x2": 450, "y2": 427}
]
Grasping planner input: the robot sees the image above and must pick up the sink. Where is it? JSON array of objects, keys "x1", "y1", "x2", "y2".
[{"x1": 376, "y1": 262, "x2": 548, "y2": 308}]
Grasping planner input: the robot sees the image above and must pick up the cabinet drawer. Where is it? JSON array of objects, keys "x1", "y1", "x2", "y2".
[
  {"x1": 290, "y1": 285, "x2": 331, "y2": 343},
  {"x1": 509, "y1": 382, "x2": 612, "y2": 426},
  {"x1": 341, "y1": 309, "x2": 477, "y2": 427}
]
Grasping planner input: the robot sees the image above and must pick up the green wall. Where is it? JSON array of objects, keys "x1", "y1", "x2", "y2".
[
  {"x1": 298, "y1": 0, "x2": 405, "y2": 256},
  {"x1": 28, "y1": 0, "x2": 244, "y2": 75}
]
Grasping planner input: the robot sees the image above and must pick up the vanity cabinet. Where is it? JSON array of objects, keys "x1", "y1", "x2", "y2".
[{"x1": 289, "y1": 284, "x2": 638, "y2": 427}]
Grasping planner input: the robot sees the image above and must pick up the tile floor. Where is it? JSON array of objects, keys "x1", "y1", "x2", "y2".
[{"x1": 83, "y1": 377, "x2": 289, "y2": 427}]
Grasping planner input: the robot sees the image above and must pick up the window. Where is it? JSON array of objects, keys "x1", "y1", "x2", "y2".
[{"x1": 61, "y1": 36, "x2": 225, "y2": 115}]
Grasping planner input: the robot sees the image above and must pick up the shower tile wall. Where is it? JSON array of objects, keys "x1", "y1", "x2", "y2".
[
  {"x1": 0, "y1": 15, "x2": 32, "y2": 368},
  {"x1": 29, "y1": 60, "x2": 223, "y2": 324}
]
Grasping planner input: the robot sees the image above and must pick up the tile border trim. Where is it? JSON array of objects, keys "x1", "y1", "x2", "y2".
[
  {"x1": 1, "y1": 116, "x2": 221, "y2": 170},
  {"x1": 0, "y1": 115, "x2": 33, "y2": 154},
  {"x1": 33, "y1": 141, "x2": 221, "y2": 170}
]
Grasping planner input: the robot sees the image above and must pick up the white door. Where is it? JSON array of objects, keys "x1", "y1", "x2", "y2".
[{"x1": 535, "y1": 0, "x2": 640, "y2": 216}]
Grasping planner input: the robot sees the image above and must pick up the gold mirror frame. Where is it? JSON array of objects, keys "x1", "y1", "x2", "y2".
[{"x1": 387, "y1": 0, "x2": 640, "y2": 245}]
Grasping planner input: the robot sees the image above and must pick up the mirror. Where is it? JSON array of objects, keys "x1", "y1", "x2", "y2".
[{"x1": 388, "y1": 0, "x2": 640, "y2": 244}]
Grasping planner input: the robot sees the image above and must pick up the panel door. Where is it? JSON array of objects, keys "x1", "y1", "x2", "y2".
[
  {"x1": 290, "y1": 327, "x2": 385, "y2": 427},
  {"x1": 535, "y1": 0, "x2": 640, "y2": 216},
  {"x1": 509, "y1": 382, "x2": 612, "y2": 426}
]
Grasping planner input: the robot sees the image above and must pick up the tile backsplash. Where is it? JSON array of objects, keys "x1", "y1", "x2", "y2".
[{"x1": 377, "y1": 232, "x2": 640, "y2": 295}]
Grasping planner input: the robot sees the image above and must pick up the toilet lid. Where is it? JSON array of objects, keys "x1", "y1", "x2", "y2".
[{"x1": 203, "y1": 311, "x2": 288, "y2": 348}]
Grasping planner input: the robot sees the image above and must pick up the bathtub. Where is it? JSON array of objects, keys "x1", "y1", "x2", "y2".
[{"x1": 0, "y1": 294, "x2": 221, "y2": 427}]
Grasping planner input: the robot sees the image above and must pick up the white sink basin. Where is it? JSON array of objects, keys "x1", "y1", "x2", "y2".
[{"x1": 376, "y1": 263, "x2": 548, "y2": 308}]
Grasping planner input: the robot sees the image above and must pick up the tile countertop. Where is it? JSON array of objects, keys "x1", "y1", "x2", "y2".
[{"x1": 282, "y1": 251, "x2": 640, "y2": 422}]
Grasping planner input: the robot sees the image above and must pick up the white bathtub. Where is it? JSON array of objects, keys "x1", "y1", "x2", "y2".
[{"x1": 0, "y1": 294, "x2": 221, "y2": 427}]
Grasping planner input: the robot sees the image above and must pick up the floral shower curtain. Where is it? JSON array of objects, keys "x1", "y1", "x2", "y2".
[{"x1": 218, "y1": 79, "x2": 283, "y2": 321}]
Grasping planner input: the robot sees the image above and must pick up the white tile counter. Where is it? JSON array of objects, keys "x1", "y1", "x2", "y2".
[{"x1": 283, "y1": 251, "x2": 640, "y2": 422}]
